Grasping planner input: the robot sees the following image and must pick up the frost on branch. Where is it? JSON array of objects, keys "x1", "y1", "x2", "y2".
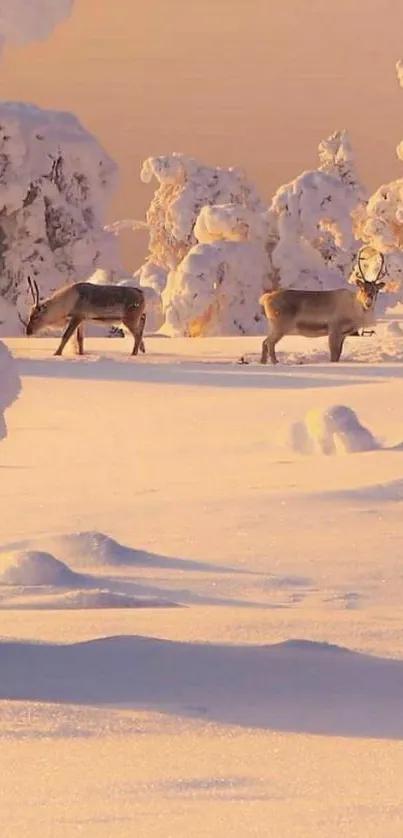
[
  {"x1": 0, "y1": 103, "x2": 120, "y2": 334},
  {"x1": 271, "y1": 131, "x2": 365, "y2": 291},
  {"x1": 139, "y1": 153, "x2": 266, "y2": 279},
  {"x1": 0, "y1": 340, "x2": 21, "y2": 441},
  {"x1": 0, "y1": 0, "x2": 74, "y2": 55}
]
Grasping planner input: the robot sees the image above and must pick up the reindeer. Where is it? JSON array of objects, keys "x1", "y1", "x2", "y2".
[
  {"x1": 25, "y1": 277, "x2": 146, "y2": 357},
  {"x1": 259, "y1": 249, "x2": 386, "y2": 364}
]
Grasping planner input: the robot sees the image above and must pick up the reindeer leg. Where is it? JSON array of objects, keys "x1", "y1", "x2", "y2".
[
  {"x1": 54, "y1": 317, "x2": 82, "y2": 356},
  {"x1": 122, "y1": 311, "x2": 146, "y2": 357},
  {"x1": 132, "y1": 311, "x2": 146, "y2": 356},
  {"x1": 328, "y1": 330, "x2": 344, "y2": 362},
  {"x1": 261, "y1": 325, "x2": 284, "y2": 365},
  {"x1": 74, "y1": 323, "x2": 84, "y2": 356}
]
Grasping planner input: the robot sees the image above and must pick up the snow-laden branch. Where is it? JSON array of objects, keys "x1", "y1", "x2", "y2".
[
  {"x1": 139, "y1": 153, "x2": 266, "y2": 275},
  {"x1": 350, "y1": 62, "x2": 403, "y2": 310},
  {"x1": 270, "y1": 131, "x2": 365, "y2": 291}
]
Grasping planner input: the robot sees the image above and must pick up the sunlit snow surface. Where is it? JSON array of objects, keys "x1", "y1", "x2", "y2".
[{"x1": 2, "y1": 325, "x2": 403, "y2": 836}]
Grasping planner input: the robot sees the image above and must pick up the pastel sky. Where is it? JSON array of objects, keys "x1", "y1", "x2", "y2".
[{"x1": 1, "y1": 0, "x2": 402, "y2": 268}]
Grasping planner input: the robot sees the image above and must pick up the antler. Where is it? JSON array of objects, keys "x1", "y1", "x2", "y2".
[
  {"x1": 356, "y1": 248, "x2": 368, "y2": 281},
  {"x1": 374, "y1": 252, "x2": 386, "y2": 284},
  {"x1": 356, "y1": 248, "x2": 386, "y2": 284},
  {"x1": 27, "y1": 275, "x2": 40, "y2": 306}
]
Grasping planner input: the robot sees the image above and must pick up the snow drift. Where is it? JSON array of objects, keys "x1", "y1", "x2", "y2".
[
  {"x1": 286, "y1": 405, "x2": 379, "y2": 456},
  {"x1": 0, "y1": 550, "x2": 82, "y2": 587},
  {"x1": 0, "y1": 102, "x2": 119, "y2": 334}
]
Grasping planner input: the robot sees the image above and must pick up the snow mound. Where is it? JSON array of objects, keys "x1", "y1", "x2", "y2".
[
  {"x1": 286, "y1": 405, "x2": 379, "y2": 455},
  {"x1": 0, "y1": 0, "x2": 74, "y2": 55},
  {"x1": 42, "y1": 531, "x2": 151, "y2": 569},
  {"x1": 0, "y1": 550, "x2": 81, "y2": 587}
]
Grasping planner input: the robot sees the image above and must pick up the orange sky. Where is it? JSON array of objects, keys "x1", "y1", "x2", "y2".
[{"x1": 1, "y1": 0, "x2": 403, "y2": 269}]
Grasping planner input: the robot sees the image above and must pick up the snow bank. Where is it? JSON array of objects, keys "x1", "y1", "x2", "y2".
[
  {"x1": 0, "y1": 550, "x2": 81, "y2": 586},
  {"x1": 0, "y1": 0, "x2": 74, "y2": 55},
  {"x1": 0, "y1": 103, "x2": 119, "y2": 334},
  {"x1": 286, "y1": 405, "x2": 379, "y2": 455},
  {"x1": 0, "y1": 340, "x2": 21, "y2": 440}
]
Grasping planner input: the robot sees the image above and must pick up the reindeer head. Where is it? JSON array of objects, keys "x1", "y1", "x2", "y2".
[
  {"x1": 25, "y1": 277, "x2": 49, "y2": 335},
  {"x1": 354, "y1": 248, "x2": 386, "y2": 310}
]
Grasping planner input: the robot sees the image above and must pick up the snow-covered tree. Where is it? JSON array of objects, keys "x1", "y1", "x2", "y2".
[
  {"x1": 0, "y1": 103, "x2": 120, "y2": 334},
  {"x1": 0, "y1": 340, "x2": 21, "y2": 441},
  {"x1": 350, "y1": 62, "x2": 403, "y2": 307},
  {"x1": 162, "y1": 203, "x2": 275, "y2": 336},
  {"x1": 137, "y1": 153, "x2": 267, "y2": 284},
  {"x1": 0, "y1": 0, "x2": 74, "y2": 55},
  {"x1": 270, "y1": 130, "x2": 366, "y2": 291}
]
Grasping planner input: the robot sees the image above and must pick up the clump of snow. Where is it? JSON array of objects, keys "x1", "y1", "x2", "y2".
[
  {"x1": 0, "y1": 0, "x2": 74, "y2": 55},
  {"x1": 0, "y1": 550, "x2": 81, "y2": 586},
  {"x1": 286, "y1": 405, "x2": 379, "y2": 456},
  {"x1": 0, "y1": 102, "x2": 120, "y2": 334},
  {"x1": 162, "y1": 240, "x2": 271, "y2": 337},
  {"x1": 0, "y1": 340, "x2": 21, "y2": 440},
  {"x1": 136, "y1": 153, "x2": 272, "y2": 336}
]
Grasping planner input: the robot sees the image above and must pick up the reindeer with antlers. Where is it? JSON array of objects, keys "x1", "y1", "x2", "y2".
[
  {"x1": 259, "y1": 248, "x2": 387, "y2": 364},
  {"x1": 24, "y1": 277, "x2": 146, "y2": 357}
]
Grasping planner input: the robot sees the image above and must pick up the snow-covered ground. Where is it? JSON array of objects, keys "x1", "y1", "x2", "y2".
[{"x1": 1, "y1": 327, "x2": 403, "y2": 837}]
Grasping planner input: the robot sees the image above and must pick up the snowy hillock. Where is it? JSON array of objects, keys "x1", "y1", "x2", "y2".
[
  {"x1": 0, "y1": 550, "x2": 82, "y2": 587},
  {"x1": 286, "y1": 405, "x2": 379, "y2": 456},
  {"x1": 0, "y1": 103, "x2": 120, "y2": 334}
]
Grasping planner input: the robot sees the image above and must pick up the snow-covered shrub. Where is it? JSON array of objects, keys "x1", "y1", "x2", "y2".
[
  {"x1": 0, "y1": 0, "x2": 74, "y2": 55},
  {"x1": 0, "y1": 340, "x2": 21, "y2": 441},
  {"x1": 271, "y1": 131, "x2": 365, "y2": 292},
  {"x1": 0, "y1": 103, "x2": 120, "y2": 335},
  {"x1": 287, "y1": 405, "x2": 379, "y2": 456}
]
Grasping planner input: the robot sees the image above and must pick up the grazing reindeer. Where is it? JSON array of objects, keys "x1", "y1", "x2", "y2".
[
  {"x1": 259, "y1": 249, "x2": 386, "y2": 364},
  {"x1": 25, "y1": 277, "x2": 146, "y2": 357}
]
